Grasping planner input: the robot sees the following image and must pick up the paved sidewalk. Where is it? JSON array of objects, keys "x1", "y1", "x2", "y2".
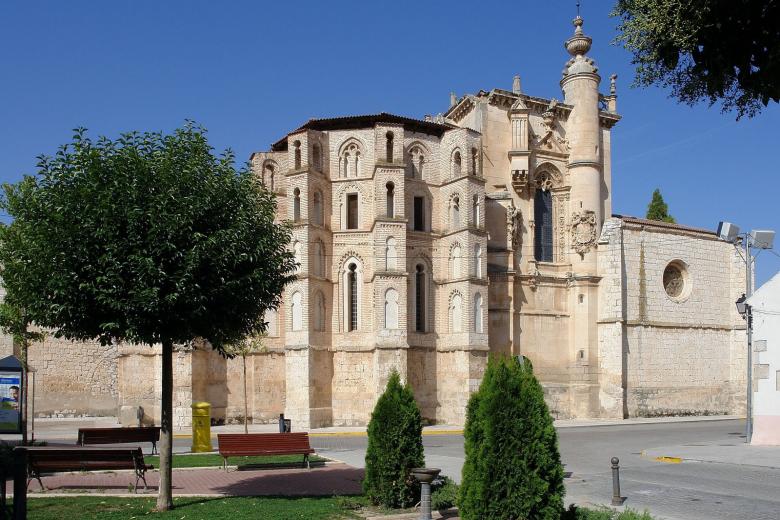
[
  {"x1": 6, "y1": 463, "x2": 363, "y2": 497},
  {"x1": 643, "y1": 442, "x2": 780, "y2": 468},
  {"x1": 1, "y1": 414, "x2": 743, "y2": 442}
]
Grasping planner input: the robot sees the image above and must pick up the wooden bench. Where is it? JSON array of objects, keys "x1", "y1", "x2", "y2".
[
  {"x1": 25, "y1": 446, "x2": 153, "y2": 491},
  {"x1": 78, "y1": 426, "x2": 161, "y2": 454},
  {"x1": 217, "y1": 432, "x2": 315, "y2": 470}
]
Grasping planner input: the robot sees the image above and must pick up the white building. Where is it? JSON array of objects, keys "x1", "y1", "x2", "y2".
[{"x1": 747, "y1": 271, "x2": 780, "y2": 445}]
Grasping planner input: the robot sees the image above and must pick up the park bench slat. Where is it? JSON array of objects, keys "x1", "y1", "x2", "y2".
[
  {"x1": 217, "y1": 433, "x2": 315, "y2": 470},
  {"x1": 25, "y1": 446, "x2": 152, "y2": 492}
]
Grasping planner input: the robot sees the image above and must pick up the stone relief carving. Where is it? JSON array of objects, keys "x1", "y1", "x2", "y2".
[
  {"x1": 506, "y1": 201, "x2": 521, "y2": 250},
  {"x1": 570, "y1": 210, "x2": 597, "y2": 255},
  {"x1": 511, "y1": 169, "x2": 528, "y2": 195},
  {"x1": 532, "y1": 99, "x2": 570, "y2": 152}
]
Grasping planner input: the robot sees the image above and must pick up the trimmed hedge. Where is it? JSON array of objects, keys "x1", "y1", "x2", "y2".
[
  {"x1": 363, "y1": 370, "x2": 425, "y2": 508},
  {"x1": 460, "y1": 356, "x2": 565, "y2": 519}
]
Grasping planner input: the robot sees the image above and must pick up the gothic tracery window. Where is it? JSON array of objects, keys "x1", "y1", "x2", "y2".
[
  {"x1": 452, "y1": 150, "x2": 462, "y2": 177},
  {"x1": 340, "y1": 142, "x2": 362, "y2": 178},
  {"x1": 408, "y1": 146, "x2": 425, "y2": 179},
  {"x1": 534, "y1": 188, "x2": 553, "y2": 262}
]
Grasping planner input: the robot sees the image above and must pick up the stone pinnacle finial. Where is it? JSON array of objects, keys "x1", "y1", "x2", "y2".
[
  {"x1": 450, "y1": 92, "x2": 457, "y2": 107},
  {"x1": 512, "y1": 75, "x2": 522, "y2": 94},
  {"x1": 565, "y1": 15, "x2": 592, "y2": 56},
  {"x1": 610, "y1": 74, "x2": 618, "y2": 95}
]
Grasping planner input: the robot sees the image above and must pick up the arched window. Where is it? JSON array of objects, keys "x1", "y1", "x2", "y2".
[
  {"x1": 385, "y1": 237, "x2": 397, "y2": 271},
  {"x1": 312, "y1": 191, "x2": 323, "y2": 226},
  {"x1": 452, "y1": 150, "x2": 462, "y2": 177},
  {"x1": 474, "y1": 243, "x2": 483, "y2": 278},
  {"x1": 293, "y1": 188, "x2": 301, "y2": 221},
  {"x1": 386, "y1": 131, "x2": 394, "y2": 162},
  {"x1": 292, "y1": 240, "x2": 302, "y2": 273},
  {"x1": 451, "y1": 196, "x2": 460, "y2": 230},
  {"x1": 472, "y1": 195, "x2": 480, "y2": 227},
  {"x1": 471, "y1": 147, "x2": 479, "y2": 176},
  {"x1": 313, "y1": 240, "x2": 325, "y2": 277},
  {"x1": 264, "y1": 308, "x2": 279, "y2": 337},
  {"x1": 413, "y1": 196, "x2": 426, "y2": 231},
  {"x1": 384, "y1": 288, "x2": 399, "y2": 329},
  {"x1": 347, "y1": 262, "x2": 358, "y2": 331},
  {"x1": 263, "y1": 163, "x2": 275, "y2": 191},
  {"x1": 449, "y1": 244, "x2": 462, "y2": 279},
  {"x1": 534, "y1": 188, "x2": 553, "y2": 262},
  {"x1": 312, "y1": 143, "x2": 322, "y2": 171},
  {"x1": 450, "y1": 293, "x2": 463, "y2": 333},
  {"x1": 473, "y1": 293, "x2": 483, "y2": 333},
  {"x1": 386, "y1": 182, "x2": 395, "y2": 218},
  {"x1": 314, "y1": 291, "x2": 326, "y2": 332},
  {"x1": 294, "y1": 140, "x2": 301, "y2": 170},
  {"x1": 291, "y1": 291, "x2": 303, "y2": 331},
  {"x1": 340, "y1": 142, "x2": 361, "y2": 178},
  {"x1": 414, "y1": 264, "x2": 426, "y2": 332},
  {"x1": 408, "y1": 146, "x2": 425, "y2": 179}
]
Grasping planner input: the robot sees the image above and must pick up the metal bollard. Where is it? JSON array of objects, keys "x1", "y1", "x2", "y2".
[{"x1": 611, "y1": 456, "x2": 626, "y2": 505}]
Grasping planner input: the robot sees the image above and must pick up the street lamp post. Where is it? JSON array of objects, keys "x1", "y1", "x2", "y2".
[{"x1": 717, "y1": 223, "x2": 775, "y2": 443}]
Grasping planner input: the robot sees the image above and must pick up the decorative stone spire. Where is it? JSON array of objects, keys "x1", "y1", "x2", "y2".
[
  {"x1": 450, "y1": 92, "x2": 457, "y2": 107},
  {"x1": 512, "y1": 74, "x2": 522, "y2": 94},
  {"x1": 562, "y1": 16, "x2": 598, "y2": 77}
]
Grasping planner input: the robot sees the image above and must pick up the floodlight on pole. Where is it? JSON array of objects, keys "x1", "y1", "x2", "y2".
[{"x1": 716, "y1": 221, "x2": 775, "y2": 444}]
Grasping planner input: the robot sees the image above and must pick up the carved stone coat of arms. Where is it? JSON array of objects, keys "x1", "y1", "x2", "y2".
[{"x1": 571, "y1": 210, "x2": 597, "y2": 254}]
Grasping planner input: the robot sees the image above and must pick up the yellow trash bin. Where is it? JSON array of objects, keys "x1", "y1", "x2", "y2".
[{"x1": 191, "y1": 402, "x2": 213, "y2": 452}]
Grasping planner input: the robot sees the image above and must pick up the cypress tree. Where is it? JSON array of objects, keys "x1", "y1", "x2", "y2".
[
  {"x1": 460, "y1": 356, "x2": 564, "y2": 520},
  {"x1": 645, "y1": 188, "x2": 676, "y2": 223},
  {"x1": 363, "y1": 370, "x2": 425, "y2": 508}
]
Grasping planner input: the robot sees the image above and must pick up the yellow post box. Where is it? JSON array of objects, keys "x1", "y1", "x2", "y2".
[{"x1": 191, "y1": 401, "x2": 213, "y2": 452}]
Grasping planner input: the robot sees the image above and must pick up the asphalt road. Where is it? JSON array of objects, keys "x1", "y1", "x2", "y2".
[{"x1": 312, "y1": 419, "x2": 780, "y2": 520}]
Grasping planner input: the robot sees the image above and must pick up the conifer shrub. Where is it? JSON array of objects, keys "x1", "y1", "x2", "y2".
[
  {"x1": 363, "y1": 370, "x2": 425, "y2": 508},
  {"x1": 459, "y1": 356, "x2": 565, "y2": 520}
]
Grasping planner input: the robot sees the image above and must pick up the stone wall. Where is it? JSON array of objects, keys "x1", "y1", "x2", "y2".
[{"x1": 30, "y1": 337, "x2": 118, "y2": 417}]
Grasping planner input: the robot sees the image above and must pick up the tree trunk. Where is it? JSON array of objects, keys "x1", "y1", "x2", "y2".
[
  {"x1": 156, "y1": 339, "x2": 174, "y2": 511},
  {"x1": 21, "y1": 341, "x2": 28, "y2": 446},
  {"x1": 243, "y1": 354, "x2": 248, "y2": 435}
]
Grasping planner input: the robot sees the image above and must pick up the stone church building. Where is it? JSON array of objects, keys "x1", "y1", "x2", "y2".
[{"x1": 1, "y1": 17, "x2": 747, "y2": 428}]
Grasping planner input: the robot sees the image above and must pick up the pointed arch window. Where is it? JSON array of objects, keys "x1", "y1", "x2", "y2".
[
  {"x1": 473, "y1": 293, "x2": 484, "y2": 333},
  {"x1": 384, "y1": 288, "x2": 399, "y2": 329},
  {"x1": 414, "y1": 264, "x2": 427, "y2": 332},
  {"x1": 312, "y1": 191, "x2": 323, "y2": 226},
  {"x1": 452, "y1": 150, "x2": 462, "y2": 177},
  {"x1": 263, "y1": 163, "x2": 275, "y2": 191},
  {"x1": 347, "y1": 262, "x2": 358, "y2": 331},
  {"x1": 314, "y1": 291, "x2": 326, "y2": 332},
  {"x1": 312, "y1": 143, "x2": 322, "y2": 171},
  {"x1": 386, "y1": 131, "x2": 394, "y2": 162},
  {"x1": 474, "y1": 243, "x2": 483, "y2": 278},
  {"x1": 313, "y1": 240, "x2": 325, "y2": 277},
  {"x1": 534, "y1": 188, "x2": 553, "y2": 262},
  {"x1": 408, "y1": 146, "x2": 425, "y2": 179},
  {"x1": 293, "y1": 188, "x2": 301, "y2": 222},
  {"x1": 294, "y1": 140, "x2": 302, "y2": 170},
  {"x1": 385, "y1": 237, "x2": 397, "y2": 271},
  {"x1": 449, "y1": 244, "x2": 462, "y2": 279},
  {"x1": 386, "y1": 182, "x2": 395, "y2": 218},
  {"x1": 291, "y1": 291, "x2": 303, "y2": 331},
  {"x1": 472, "y1": 195, "x2": 480, "y2": 227},
  {"x1": 340, "y1": 142, "x2": 361, "y2": 178},
  {"x1": 471, "y1": 147, "x2": 479, "y2": 176},
  {"x1": 450, "y1": 293, "x2": 463, "y2": 333},
  {"x1": 451, "y1": 196, "x2": 461, "y2": 230}
]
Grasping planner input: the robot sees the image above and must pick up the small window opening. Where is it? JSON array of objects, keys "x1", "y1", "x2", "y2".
[{"x1": 347, "y1": 193, "x2": 358, "y2": 229}]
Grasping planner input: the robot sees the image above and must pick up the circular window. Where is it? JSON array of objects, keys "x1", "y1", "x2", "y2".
[{"x1": 663, "y1": 261, "x2": 689, "y2": 301}]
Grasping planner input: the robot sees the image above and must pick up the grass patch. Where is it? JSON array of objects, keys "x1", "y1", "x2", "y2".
[
  {"x1": 28, "y1": 496, "x2": 368, "y2": 519},
  {"x1": 146, "y1": 452, "x2": 328, "y2": 469},
  {"x1": 564, "y1": 506, "x2": 656, "y2": 520}
]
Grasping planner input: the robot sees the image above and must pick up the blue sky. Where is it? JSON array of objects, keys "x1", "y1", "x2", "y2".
[{"x1": 1, "y1": 1, "x2": 778, "y2": 284}]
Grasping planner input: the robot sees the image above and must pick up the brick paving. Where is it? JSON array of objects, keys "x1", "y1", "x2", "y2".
[{"x1": 6, "y1": 463, "x2": 364, "y2": 497}]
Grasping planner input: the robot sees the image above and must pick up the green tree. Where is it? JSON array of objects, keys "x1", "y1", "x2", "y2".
[
  {"x1": 0, "y1": 125, "x2": 296, "y2": 511},
  {"x1": 459, "y1": 356, "x2": 564, "y2": 520},
  {"x1": 223, "y1": 334, "x2": 267, "y2": 434},
  {"x1": 645, "y1": 188, "x2": 676, "y2": 223},
  {"x1": 363, "y1": 370, "x2": 424, "y2": 508},
  {"x1": 612, "y1": 0, "x2": 780, "y2": 118},
  {"x1": 0, "y1": 302, "x2": 45, "y2": 444}
]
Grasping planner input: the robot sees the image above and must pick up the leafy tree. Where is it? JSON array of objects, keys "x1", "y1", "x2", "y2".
[
  {"x1": 645, "y1": 188, "x2": 676, "y2": 223},
  {"x1": 223, "y1": 334, "x2": 267, "y2": 434},
  {"x1": 0, "y1": 302, "x2": 45, "y2": 444},
  {"x1": 363, "y1": 370, "x2": 424, "y2": 508},
  {"x1": 459, "y1": 356, "x2": 564, "y2": 520},
  {"x1": 613, "y1": 0, "x2": 780, "y2": 118},
  {"x1": 0, "y1": 125, "x2": 296, "y2": 510}
]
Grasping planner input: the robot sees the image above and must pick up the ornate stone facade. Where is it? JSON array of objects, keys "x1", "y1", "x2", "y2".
[{"x1": 3, "y1": 16, "x2": 746, "y2": 427}]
